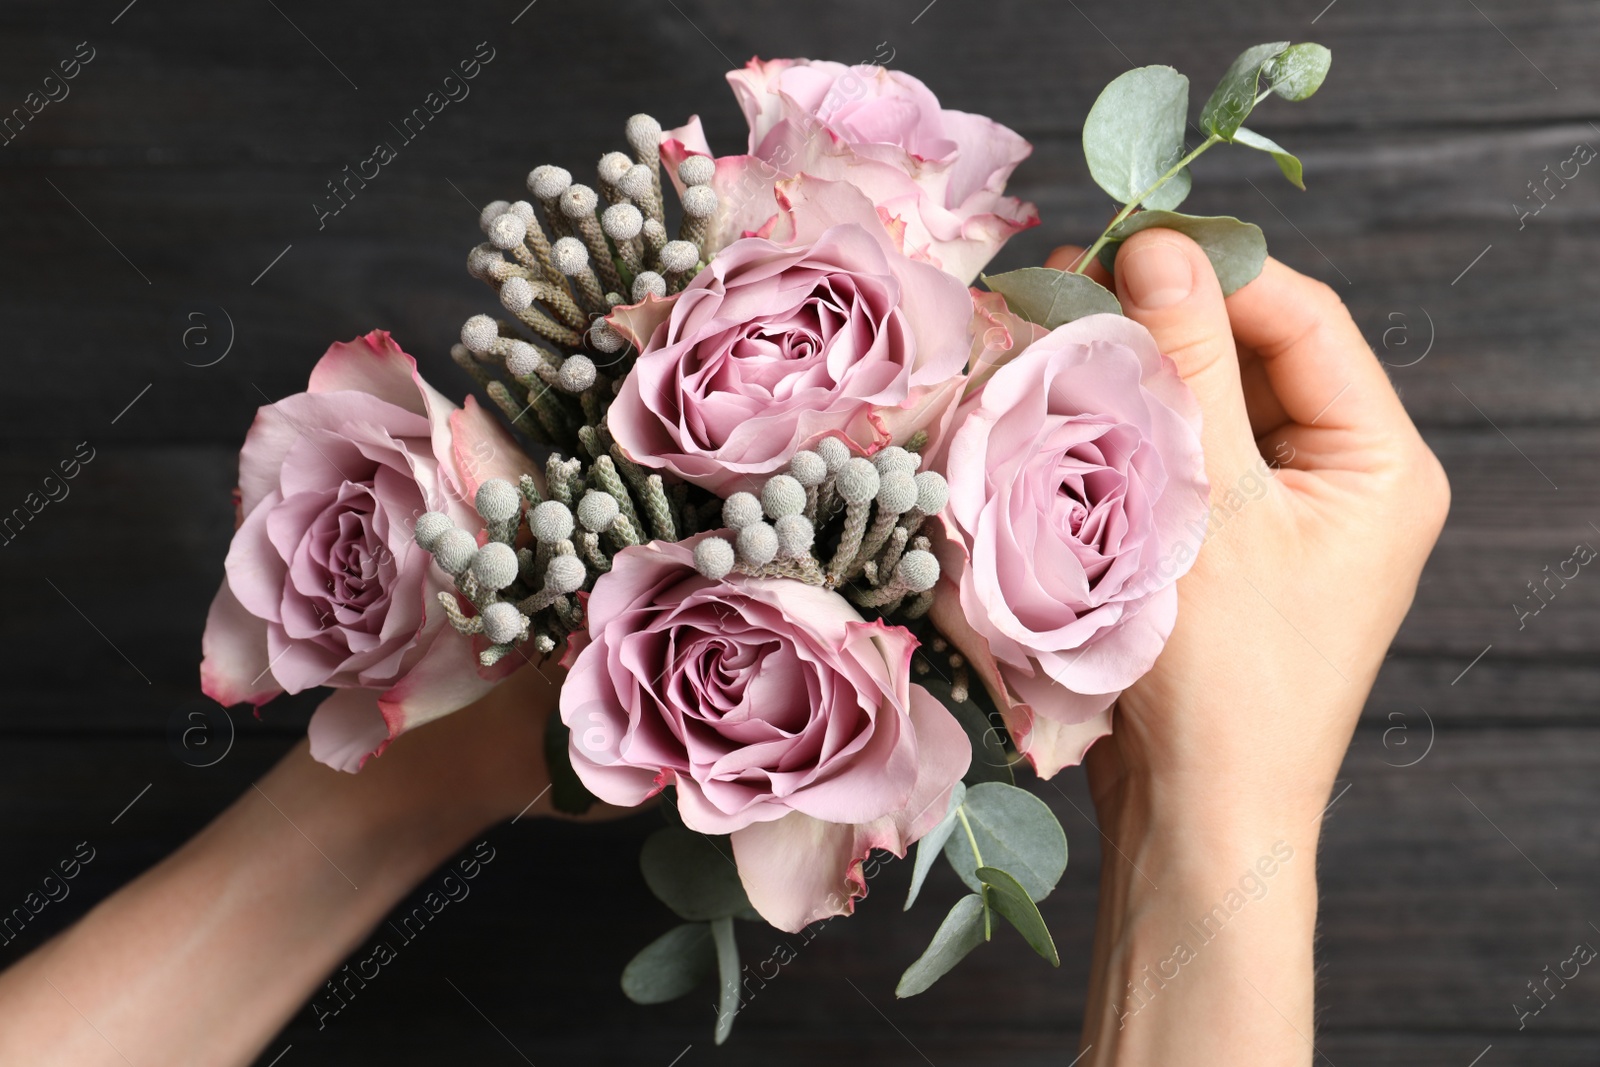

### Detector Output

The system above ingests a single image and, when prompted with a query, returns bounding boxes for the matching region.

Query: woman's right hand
[1048,231,1450,1064]
[1079,231,1451,840]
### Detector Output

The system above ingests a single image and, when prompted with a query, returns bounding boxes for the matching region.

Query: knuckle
[1303,278,1349,321]
[1403,443,1452,533]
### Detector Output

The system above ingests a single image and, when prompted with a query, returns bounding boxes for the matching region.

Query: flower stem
[955,805,992,941]
[1071,133,1223,275]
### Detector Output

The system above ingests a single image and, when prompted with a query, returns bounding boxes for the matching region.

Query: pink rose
[929,314,1209,778]
[662,57,1038,283]
[607,176,971,496]
[560,536,969,932]
[200,331,535,772]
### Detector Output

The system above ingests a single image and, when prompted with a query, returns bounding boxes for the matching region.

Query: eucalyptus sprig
[897,780,1068,997]
[983,41,1331,329]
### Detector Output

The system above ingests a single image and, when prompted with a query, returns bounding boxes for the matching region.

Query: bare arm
[0,666,565,1066]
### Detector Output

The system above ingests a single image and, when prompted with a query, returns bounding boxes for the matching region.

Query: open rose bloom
[663,57,1038,282]
[608,175,971,494]
[200,331,535,772]
[561,537,968,932]
[931,314,1209,778]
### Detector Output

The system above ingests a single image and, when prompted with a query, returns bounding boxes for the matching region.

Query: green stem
[1071,133,1223,275]
[955,806,992,941]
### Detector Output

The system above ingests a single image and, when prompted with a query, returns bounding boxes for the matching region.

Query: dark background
[2,0,1596,1063]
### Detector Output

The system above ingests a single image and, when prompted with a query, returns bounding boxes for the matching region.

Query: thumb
[1112,229,1257,485]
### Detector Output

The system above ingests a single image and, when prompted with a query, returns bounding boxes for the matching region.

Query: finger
[1044,244,1113,289]
[1239,352,1291,439]
[1112,229,1258,483]
[1226,257,1408,435]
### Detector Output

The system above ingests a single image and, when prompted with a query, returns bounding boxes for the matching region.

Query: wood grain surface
[1,0,1594,1063]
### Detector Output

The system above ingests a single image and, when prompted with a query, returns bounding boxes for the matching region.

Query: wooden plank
[0,0,1593,159]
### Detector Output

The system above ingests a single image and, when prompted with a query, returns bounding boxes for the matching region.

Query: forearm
[0,739,498,1067]
[1080,781,1322,1066]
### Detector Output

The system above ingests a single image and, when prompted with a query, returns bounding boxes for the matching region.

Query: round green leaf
[896,894,988,998]
[1096,210,1268,295]
[977,866,1060,967]
[905,782,966,911]
[1142,166,1192,212]
[1082,65,1192,209]
[1201,42,1290,140]
[1231,128,1305,190]
[942,782,1068,902]
[640,827,752,921]
[1268,43,1332,101]
[621,923,716,1004]
[711,915,742,1044]
[982,267,1123,329]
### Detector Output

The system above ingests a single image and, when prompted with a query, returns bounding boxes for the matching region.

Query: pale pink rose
[200,330,536,772]
[607,176,971,497]
[560,536,969,933]
[661,57,1038,283]
[928,314,1208,779]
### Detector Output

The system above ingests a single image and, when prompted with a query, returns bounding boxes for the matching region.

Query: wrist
[1082,802,1320,1065]
[1080,742,1323,1065]
[1087,697,1342,848]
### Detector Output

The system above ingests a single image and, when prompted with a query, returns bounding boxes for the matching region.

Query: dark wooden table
[2,1,1596,1063]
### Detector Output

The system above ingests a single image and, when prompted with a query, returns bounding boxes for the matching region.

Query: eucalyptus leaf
[905,782,967,911]
[1142,166,1192,212]
[896,894,988,998]
[982,267,1123,329]
[1095,210,1267,295]
[977,867,1061,967]
[942,782,1068,902]
[621,923,716,1004]
[640,826,752,921]
[1200,41,1290,140]
[1268,42,1332,101]
[711,915,741,1045]
[543,716,598,815]
[1082,65,1192,209]
[1232,127,1304,190]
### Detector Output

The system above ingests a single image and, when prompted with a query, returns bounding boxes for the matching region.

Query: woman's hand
[1052,231,1449,1064]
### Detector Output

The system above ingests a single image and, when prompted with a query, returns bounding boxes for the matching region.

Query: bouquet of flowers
[201,42,1329,1041]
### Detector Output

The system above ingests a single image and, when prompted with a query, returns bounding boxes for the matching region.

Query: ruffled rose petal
[1014,703,1115,781]
[448,395,544,503]
[729,685,969,931]
[375,626,500,741]
[731,812,860,933]
[199,580,283,707]
[307,688,392,773]
[306,330,427,416]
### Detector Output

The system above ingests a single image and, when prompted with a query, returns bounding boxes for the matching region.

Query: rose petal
[199,579,283,707]
[307,688,392,773]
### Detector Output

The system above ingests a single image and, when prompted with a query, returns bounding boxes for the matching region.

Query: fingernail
[1122,242,1194,310]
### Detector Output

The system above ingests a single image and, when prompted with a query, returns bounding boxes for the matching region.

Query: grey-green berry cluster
[691,440,950,621]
